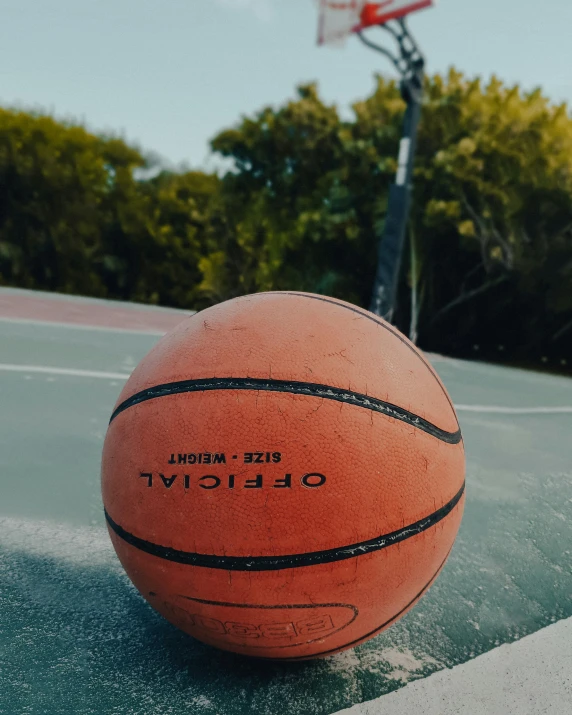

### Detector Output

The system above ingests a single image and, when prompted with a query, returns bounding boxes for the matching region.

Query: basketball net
[317,0,368,46]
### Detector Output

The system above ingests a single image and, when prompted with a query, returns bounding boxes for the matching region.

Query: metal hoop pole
[358,19,426,322]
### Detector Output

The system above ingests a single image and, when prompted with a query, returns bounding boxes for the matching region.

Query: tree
[2,72,571,369]
[210,84,389,305]
[0,109,147,296]
[209,73,572,366]
[408,71,572,360]
[0,109,216,308]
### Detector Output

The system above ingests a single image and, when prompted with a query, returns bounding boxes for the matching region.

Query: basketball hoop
[317,0,433,46]
[316,0,435,321]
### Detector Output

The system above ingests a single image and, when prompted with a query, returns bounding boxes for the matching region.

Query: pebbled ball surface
[101,291,465,659]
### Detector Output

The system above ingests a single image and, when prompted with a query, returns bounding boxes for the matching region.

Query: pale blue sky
[1,0,571,169]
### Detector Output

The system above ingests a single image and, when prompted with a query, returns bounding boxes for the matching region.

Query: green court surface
[1,292,571,714]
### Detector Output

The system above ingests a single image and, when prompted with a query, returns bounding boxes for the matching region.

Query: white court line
[3,516,571,715]
[0,316,167,336]
[2,364,572,413]
[335,616,572,715]
[0,364,131,380]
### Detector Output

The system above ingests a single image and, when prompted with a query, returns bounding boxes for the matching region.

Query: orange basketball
[101,291,465,659]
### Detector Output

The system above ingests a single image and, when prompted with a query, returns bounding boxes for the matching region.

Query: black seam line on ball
[271,546,453,660]
[103,481,464,572]
[109,377,461,444]
[250,291,459,424]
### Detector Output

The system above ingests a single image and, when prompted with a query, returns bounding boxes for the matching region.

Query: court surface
[1,287,571,715]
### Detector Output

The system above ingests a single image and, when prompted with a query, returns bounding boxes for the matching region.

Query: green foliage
[0,109,132,294]
[409,71,572,360]
[1,70,572,369]
[209,73,572,366]
[210,83,401,305]
[0,109,217,307]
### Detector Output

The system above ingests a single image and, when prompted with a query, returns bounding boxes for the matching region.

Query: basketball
[101,291,465,659]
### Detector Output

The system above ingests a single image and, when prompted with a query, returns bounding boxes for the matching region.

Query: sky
[1,0,571,170]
